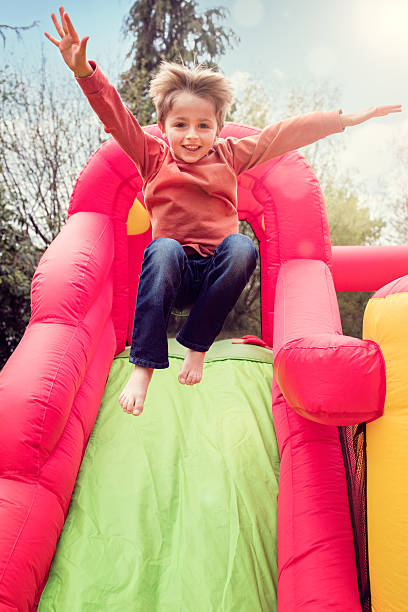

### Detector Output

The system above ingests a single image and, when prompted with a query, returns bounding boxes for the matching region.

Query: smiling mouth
[183,145,201,151]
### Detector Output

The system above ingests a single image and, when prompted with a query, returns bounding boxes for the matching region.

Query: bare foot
[178,349,206,385]
[118,366,154,416]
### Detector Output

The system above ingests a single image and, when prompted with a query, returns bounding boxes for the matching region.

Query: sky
[2,0,408,226]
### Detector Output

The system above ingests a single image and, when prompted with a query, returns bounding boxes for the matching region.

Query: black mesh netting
[338,424,371,612]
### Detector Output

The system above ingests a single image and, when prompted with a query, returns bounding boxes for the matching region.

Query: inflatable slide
[0,123,407,611]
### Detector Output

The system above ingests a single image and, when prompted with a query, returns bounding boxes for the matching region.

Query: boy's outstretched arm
[44,5,93,77]
[44,6,163,181]
[228,104,403,176]
[340,105,402,128]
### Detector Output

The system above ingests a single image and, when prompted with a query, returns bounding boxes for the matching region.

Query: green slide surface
[38,339,279,611]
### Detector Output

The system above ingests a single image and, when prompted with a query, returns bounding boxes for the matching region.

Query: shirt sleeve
[75,60,165,181]
[224,110,345,175]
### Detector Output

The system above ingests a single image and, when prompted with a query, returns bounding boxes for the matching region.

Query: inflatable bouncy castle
[1,123,408,611]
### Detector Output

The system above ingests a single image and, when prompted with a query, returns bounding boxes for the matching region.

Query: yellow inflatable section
[363,288,408,612]
[127,197,150,235]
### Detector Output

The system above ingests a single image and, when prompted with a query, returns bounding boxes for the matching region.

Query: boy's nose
[186,127,199,140]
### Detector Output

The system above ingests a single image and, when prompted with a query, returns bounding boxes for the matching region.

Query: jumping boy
[45,6,401,417]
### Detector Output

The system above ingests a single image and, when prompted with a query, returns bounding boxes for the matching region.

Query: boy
[45,6,401,417]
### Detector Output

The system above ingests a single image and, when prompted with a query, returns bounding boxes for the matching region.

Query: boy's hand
[44,6,93,77]
[340,105,402,128]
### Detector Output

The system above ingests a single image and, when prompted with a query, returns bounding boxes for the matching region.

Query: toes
[121,395,143,416]
[186,370,197,385]
[124,397,134,413]
[132,397,144,415]
[179,369,202,385]
[190,372,202,385]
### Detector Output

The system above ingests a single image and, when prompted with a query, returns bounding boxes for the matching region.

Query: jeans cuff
[176,334,210,353]
[129,355,169,369]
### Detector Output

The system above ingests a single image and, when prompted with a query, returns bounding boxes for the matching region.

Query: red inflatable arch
[2,121,405,609]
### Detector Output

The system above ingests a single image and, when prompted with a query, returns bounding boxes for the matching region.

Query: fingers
[45,6,83,47]
[44,9,66,44]
[44,31,60,47]
[64,11,80,42]
[79,36,90,52]
[51,11,64,38]
[59,6,69,36]
[376,105,402,116]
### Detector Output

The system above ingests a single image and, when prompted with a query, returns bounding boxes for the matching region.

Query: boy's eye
[174,122,185,128]
[199,123,210,129]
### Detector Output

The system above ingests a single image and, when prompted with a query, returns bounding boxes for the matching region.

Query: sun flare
[353,0,408,58]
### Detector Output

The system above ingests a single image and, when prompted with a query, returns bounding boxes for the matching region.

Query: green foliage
[323,181,384,338]
[336,291,374,339]
[118,0,239,125]
[324,180,385,246]
[0,187,42,368]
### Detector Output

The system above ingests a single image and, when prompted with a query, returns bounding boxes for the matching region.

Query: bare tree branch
[0,51,107,248]
[0,22,39,48]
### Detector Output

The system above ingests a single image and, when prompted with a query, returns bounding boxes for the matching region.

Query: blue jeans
[129,234,259,368]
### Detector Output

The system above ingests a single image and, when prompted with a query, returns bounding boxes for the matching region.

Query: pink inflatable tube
[0,122,391,610]
[332,244,408,291]
[272,259,385,425]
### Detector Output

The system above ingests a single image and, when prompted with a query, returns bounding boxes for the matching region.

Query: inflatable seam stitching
[0,483,39,589]
[281,402,297,608]
[37,326,83,476]
[279,344,379,350]
[75,220,112,320]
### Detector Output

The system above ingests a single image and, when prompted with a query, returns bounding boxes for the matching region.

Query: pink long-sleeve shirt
[76,61,345,256]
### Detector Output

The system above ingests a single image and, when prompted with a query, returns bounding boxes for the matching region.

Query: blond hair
[149,61,234,131]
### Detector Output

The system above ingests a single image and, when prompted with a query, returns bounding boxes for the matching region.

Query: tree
[0,185,42,368]
[386,141,408,244]
[0,21,38,48]
[0,51,108,249]
[325,180,385,338]
[390,196,408,243]
[325,180,384,247]
[0,50,108,365]
[118,0,239,125]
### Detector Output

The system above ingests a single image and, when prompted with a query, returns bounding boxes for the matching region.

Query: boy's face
[159,91,220,163]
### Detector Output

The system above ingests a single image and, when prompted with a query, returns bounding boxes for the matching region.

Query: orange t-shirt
[76,61,344,256]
